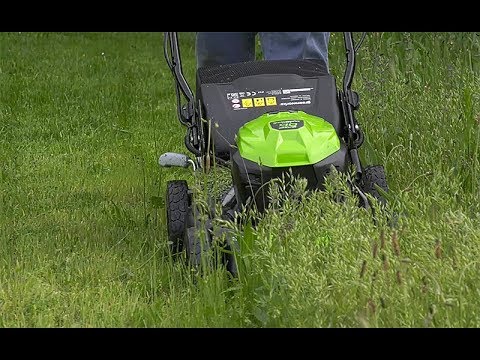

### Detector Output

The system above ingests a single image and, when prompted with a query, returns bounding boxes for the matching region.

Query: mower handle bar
[164,32,195,126]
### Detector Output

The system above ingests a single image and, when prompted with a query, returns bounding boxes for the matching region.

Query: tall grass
[0,32,479,327]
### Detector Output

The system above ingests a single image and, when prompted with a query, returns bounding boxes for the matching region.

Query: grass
[0,32,479,327]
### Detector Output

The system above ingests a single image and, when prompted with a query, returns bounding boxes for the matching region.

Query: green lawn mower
[160,32,388,275]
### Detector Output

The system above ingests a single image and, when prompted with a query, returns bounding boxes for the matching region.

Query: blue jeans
[196,32,330,71]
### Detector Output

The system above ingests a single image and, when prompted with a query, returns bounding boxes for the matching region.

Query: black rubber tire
[222,234,239,277]
[360,165,388,204]
[184,221,238,276]
[184,226,212,268]
[183,207,213,269]
[166,180,189,254]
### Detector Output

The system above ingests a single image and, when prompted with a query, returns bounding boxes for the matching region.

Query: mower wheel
[184,218,238,276]
[166,180,189,253]
[183,208,213,269]
[360,165,388,204]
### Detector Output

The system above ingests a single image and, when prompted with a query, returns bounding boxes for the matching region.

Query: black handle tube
[165,32,195,104]
[343,32,355,94]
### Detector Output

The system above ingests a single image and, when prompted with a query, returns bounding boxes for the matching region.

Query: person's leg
[195,32,257,68]
[259,32,330,71]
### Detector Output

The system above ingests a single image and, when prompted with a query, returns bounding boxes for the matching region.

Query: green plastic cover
[236,110,340,167]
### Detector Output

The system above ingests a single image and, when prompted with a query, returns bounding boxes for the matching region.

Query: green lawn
[0,32,479,327]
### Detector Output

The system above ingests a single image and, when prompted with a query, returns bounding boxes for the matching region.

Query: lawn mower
[160,32,388,275]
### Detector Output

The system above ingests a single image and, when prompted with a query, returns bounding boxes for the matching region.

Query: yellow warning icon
[266,96,277,106]
[254,97,265,107]
[242,98,253,108]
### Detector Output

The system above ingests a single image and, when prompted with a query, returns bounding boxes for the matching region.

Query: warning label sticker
[228,87,314,110]
[280,94,312,106]
[254,97,265,107]
[266,96,277,106]
[267,89,282,95]
[241,98,253,108]
[282,87,313,94]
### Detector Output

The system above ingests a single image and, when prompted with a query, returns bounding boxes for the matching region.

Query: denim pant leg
[259,32,330,70]
[195,32,257,68]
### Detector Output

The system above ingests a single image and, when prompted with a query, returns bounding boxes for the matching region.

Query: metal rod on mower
[342,32,364,181]
[164,32,195,125]
[343,32,356,93]
[164,32,202,158]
